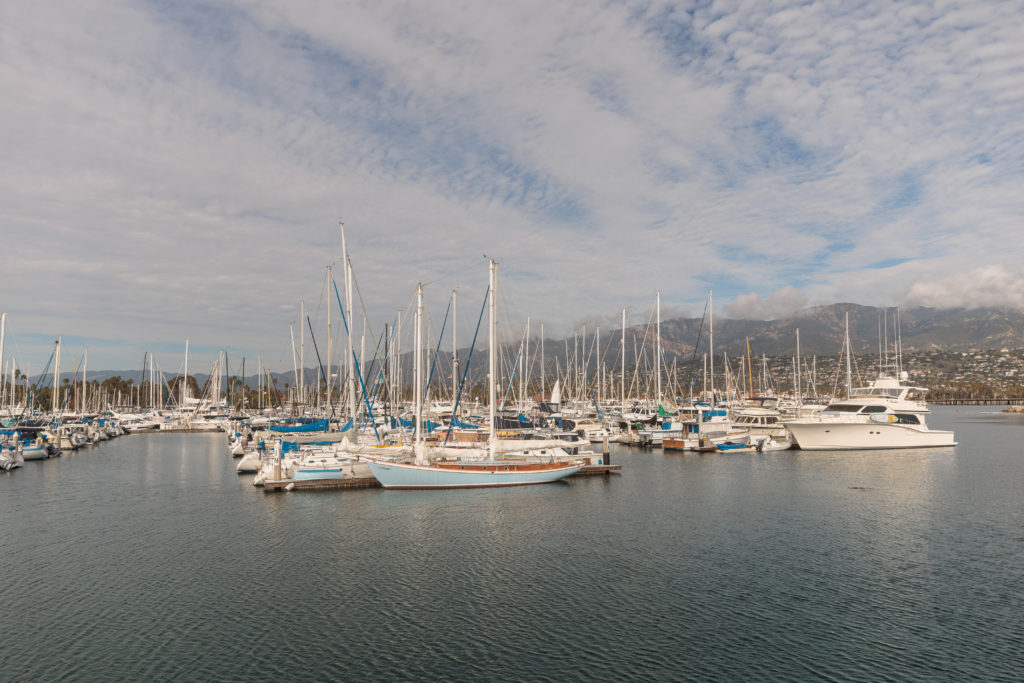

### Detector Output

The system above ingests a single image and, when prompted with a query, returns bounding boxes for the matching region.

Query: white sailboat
[367,261,583,489]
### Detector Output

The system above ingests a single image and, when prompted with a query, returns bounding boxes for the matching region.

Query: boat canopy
[267,418,329,433]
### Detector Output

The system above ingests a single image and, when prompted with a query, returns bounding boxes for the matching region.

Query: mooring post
[274,441,282,481]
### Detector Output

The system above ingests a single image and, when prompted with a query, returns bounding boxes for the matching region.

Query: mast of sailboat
[877,314,882,377]
[182,339,188,410]
[299,300,305,406]
[83,347,88,412]
[341,222,356,427]
[452,290,458,418]
[488,258,497,459]
[762,354,767,394]
[395,310,402,410]
[656,291,661,408]
[702,353,707,399]
[845,311,853,397]
[525,317,530,411]
[796,328,801,406]
[519,319,527,413]
[621,308,626,415]
[360,317,367,410]
[289,324,298,408]
[884,310,889,374]
[53,337,61,415]
[0,313,5,409]
[709,289,715,402]
[745,337,753,399]
[326,264,332,413]
[414,283,424,464]
[539,323,545,399]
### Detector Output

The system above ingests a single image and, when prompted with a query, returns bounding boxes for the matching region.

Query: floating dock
[263,476,380,491]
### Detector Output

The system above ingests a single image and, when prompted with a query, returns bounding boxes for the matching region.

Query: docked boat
[292,449,373,482]
[367,458,582,489]
[367,264,583,490]
[784,372,956,450]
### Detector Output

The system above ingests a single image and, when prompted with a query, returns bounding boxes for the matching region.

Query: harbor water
[2,406,1021,681]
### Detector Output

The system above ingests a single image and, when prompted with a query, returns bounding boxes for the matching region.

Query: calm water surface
[2,406,1022,681]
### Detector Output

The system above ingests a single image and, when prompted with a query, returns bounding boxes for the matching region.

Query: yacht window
[766,417,777,424]
[823,405,861,413]
[894,414,920,425]
[860,406,888,414]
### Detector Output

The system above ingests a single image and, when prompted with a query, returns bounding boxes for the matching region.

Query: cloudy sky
[2,0,1023,371]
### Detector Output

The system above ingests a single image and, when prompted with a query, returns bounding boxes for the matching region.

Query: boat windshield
[747,397,779,409]
[851,387,903,399]
[823,405,861,413]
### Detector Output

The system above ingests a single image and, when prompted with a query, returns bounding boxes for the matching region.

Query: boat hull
[367,460,582,489]
[21,446,50,460]
[293,468,347,481]
[785,422,957,450]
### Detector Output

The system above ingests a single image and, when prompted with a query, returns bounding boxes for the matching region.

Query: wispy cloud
[1,0,1023,368]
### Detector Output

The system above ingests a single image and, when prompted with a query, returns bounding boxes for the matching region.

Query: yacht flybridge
[783,372,956,450]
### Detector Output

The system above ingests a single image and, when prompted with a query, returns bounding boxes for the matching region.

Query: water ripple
[1,413,1022,681]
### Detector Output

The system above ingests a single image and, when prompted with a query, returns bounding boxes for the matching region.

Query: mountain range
[28,305,1024,386]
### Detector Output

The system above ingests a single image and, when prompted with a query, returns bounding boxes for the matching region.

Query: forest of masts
[2,315,884,418]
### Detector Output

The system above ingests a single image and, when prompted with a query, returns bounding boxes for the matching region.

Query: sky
[2,0,1023,372]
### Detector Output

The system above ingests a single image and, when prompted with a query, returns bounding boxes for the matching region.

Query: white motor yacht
[784,373,955,450]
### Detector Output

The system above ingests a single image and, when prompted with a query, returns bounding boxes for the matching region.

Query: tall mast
[299,300,305,405]
[845,311,853,397]
[341,221,356,425]
[762,354,767,394]
[709,289,714,401]
[53,337,61,415]
[596,326,600,403]
[360,317,367,409]
[525,317,530,410]
[884,310,889,373]
[656,291,661,407]
[795,328,801,405]
[540,323,545,398]
[488,259,497,458]
[414,283,423,463]
[897,307,903,377]
[182,339,188,409]
[326,264,332,411]
[452,290,458,415]
[83,347,88,412]
[0,313,5,407]
[289,324,298,407]
[395,311,402,407]
[745,337,753,398]
[621,308,626,415]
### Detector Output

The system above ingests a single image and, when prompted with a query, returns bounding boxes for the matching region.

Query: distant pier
[929,398,1024,405]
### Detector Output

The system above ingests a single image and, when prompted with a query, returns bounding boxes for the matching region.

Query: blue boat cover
[282,440,338,455]
[267,418,329,433]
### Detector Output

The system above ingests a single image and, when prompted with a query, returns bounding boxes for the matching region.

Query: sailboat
[367,261,583,489]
